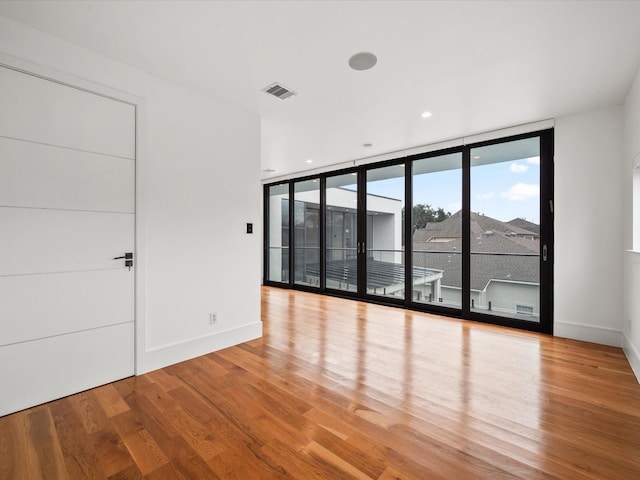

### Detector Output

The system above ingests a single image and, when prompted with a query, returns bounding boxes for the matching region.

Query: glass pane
[366,164,405,299]
[326,173,358,292]
[470,137,540,322]
[411,153,462,307]
[267,183,289,283]
[294,178,320,287]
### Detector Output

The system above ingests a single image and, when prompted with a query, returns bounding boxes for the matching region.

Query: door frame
[0,53,146,373]
[263,127,553,334]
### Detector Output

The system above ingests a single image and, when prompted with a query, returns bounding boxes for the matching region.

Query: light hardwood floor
[2,286,640,479]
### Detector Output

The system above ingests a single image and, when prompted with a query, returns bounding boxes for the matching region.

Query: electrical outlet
[209,312,217,325]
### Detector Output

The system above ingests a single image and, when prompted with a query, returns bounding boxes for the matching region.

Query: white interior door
[0,65,135,416]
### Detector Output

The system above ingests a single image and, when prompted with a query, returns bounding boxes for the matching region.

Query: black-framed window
[263,129,553,334]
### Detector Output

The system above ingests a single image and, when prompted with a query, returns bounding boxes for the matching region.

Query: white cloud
[526,156,540,165]
[475,192,495,200]
[510,163,529,173]
[502,183,539,201]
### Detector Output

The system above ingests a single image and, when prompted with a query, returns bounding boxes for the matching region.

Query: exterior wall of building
[482,281,540,318]
[438,281,539,317]
[367,194,403,258]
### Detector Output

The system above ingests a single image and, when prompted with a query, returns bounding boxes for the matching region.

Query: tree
[401,204,452,245]
[411,204,451,229]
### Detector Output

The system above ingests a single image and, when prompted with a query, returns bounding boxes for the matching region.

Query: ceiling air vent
[262,82,296,100]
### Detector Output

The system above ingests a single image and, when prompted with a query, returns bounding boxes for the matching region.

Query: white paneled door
[0,65,135,416]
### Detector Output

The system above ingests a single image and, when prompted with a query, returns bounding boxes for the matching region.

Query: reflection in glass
[325,173,358,292]
[366,165,405,299]
[411,153,462,307]
[267,183,289,283]
[470,137,540,322]
[294,179,320,287]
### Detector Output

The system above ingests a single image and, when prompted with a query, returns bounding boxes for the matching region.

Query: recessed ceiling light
[473,155,480,159]
[363,143,372,148]
[349,52,377,71]
[421,111,433,118]
[306,159,313,164]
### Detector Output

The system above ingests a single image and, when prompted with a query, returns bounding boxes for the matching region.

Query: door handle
[114,252,134,270]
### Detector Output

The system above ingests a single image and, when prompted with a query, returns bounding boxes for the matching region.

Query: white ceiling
[1,1,639,180]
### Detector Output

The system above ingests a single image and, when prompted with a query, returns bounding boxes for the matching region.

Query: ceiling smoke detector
[262,82,296,100]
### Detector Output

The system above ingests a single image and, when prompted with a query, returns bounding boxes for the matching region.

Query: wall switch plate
[246,223,253,234]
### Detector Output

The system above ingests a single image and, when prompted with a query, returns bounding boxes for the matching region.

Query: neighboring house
[506,217,541,236]
[413,211,540,318]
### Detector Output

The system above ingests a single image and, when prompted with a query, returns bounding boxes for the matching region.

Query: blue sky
[366,156,540,224]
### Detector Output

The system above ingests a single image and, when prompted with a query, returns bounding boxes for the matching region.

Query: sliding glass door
[325,173,358,293]
[469,137,541,322]
[293,178,320,288]
[264,129,553,333]
[411,152,463,308]
[365,164,406,300]
[265,183,289,284]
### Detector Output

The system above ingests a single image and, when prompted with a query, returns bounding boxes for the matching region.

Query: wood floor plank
[377,465,428,480]
[106,464,144,480]
[207,443,290,480]
[309,426,386,479]
[49,399,108,480]
[158,436,223,480]
[68,391,109,435]
[162,403,227,462]
[0,412,39,480]
[91,425,136,478]
[260,438,368,480]
[2,286,640,479]
[91,384,131,418]
[110,411,170,475]
[26,408,70,480]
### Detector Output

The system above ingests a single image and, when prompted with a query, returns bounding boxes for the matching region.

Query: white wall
[624,67,640,380]
[0,16,262,374]
[554,107,624,346]
[367,194,403,253]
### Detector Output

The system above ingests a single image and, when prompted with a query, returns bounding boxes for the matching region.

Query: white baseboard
[143,322,262,373]
[623,334,640,384]
[554,321,623,347]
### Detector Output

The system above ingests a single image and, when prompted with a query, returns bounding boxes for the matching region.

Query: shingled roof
[418,211,539,242]
[413,212,540,290]
[507,217,540,235]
